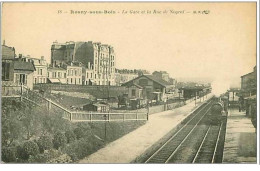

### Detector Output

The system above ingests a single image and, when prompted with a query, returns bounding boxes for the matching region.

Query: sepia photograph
[0,1,258,165]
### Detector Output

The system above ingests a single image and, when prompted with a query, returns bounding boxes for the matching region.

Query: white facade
[23,56,48,84]
[47,67,67,84]
[66,65,83,85]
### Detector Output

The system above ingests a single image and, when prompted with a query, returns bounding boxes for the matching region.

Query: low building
[65,62,83,85]
[2,44,35,89]
[122,75,174,102]
[241,66,257,97]
[82,62,95,85]
[22,55,48,84]
[83,102,110,112]
[124,82,144,99]
[178,86,211,100]
[13,58,35,89]
[2,44,15,84]
[47,67,67,84]
[240,66,257,117]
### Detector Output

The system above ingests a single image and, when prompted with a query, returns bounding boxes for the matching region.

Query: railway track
[192,122,223,163]
[143,98,226,164]
[145,100,213,163]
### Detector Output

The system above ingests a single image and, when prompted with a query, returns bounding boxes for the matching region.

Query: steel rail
[165,106,212,163]
[192,125,211,163]
[211,122,223,163]
[144,100,212,163]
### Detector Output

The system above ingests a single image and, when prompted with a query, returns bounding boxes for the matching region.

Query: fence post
[20,85,23,101]
[123,113,125,121]
[21,85,23,96]
[136,112,138,120]
[70,112,73,121]
[147,112,149,121]
[47,100,52,111]
[90,112,92,122]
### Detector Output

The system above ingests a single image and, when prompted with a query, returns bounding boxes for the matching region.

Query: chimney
[41,56,44,60]
[3,40,5,46]
[19,54,22,59]
[88,62,90,69]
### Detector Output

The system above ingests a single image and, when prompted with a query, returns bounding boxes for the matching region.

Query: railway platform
[222,108,257,163]
[79,94,213,163]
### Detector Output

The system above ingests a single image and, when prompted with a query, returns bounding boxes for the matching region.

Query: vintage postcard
[0,1,258,164]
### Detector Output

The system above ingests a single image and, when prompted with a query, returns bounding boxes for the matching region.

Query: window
[71,78,73,83]
[40,69,43,75]
[43,78,45,83]
[16,74,27,85]
[95,74,96,79]
[47,72,49,77]
[87,73,89,78]
[34,78,37,84]
[67,79,69,84]
[58,72,61,78]
[75,70,77,76]
[79,78,80,84]
[64,73,66,78]
[91,73,93,78]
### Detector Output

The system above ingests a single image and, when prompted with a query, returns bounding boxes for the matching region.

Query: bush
[21,141,40,160]
[62,136,102,162]
[37,135,53,153]
[65,130,76,143]
[28,149,70,163]
[73,127,85,139]
[1,147,17,163]
[28,153,49,163]
[48,154,72,163]
[53,132,67,149]
[73,123,92,139]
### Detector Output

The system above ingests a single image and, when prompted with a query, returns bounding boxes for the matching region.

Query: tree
[73,127,85,139]
[21,141,40,160]
[1,147,17,163]
[65,130,76,143]
[37,135,53,153]
[53,131,67,149]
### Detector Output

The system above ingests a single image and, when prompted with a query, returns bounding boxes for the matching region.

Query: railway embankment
[78,94,213,163]
[222,108,256,163]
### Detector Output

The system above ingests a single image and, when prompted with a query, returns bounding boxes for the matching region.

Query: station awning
[244,95,256,100]
[48,78,61,83]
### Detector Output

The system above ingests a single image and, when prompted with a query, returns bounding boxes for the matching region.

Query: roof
[144,75,173,87]
[125,82,143,89]
[241,71,254,78]
[48,67,66,71]
[84,103,109,107]
[122,75,173,88]
[178,86,206,91]
[13,61,35,71]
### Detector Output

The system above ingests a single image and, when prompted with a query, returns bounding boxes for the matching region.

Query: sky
[1,2,257,91]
